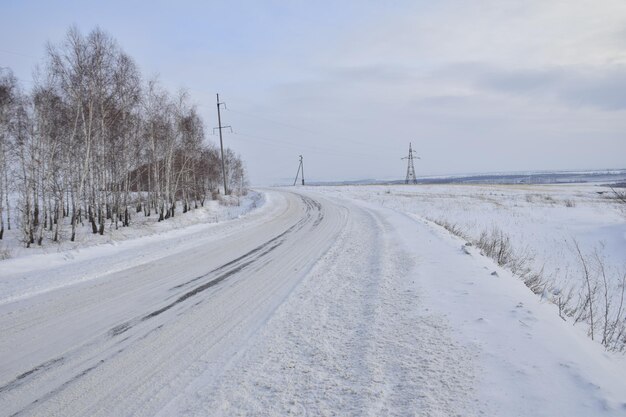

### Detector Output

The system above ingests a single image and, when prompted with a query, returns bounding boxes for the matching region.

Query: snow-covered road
[1,188,625,417]
[0,191,344,416]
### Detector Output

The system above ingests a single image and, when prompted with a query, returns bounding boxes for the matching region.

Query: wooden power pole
[293,155,305,186]
[216,93,230,195]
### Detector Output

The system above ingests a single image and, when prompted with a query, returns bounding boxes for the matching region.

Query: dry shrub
[428,218,626,351]
[429,218,468,241]
[475,227,545,294]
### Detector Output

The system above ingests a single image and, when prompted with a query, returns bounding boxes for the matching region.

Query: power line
[0,48,39,60]
[178,92,367,147]
[229,130,381,159]
[226,107,319,136]
[224,105,390,152]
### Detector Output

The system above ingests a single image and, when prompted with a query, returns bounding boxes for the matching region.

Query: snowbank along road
[1,188,626,416]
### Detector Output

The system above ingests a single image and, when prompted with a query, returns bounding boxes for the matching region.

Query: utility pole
[215,93,231,195]
[402,142,420,184]
[293,155,305,186]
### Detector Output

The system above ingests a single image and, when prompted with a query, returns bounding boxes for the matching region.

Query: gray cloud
[433,63,626,111]
[559,69,626,110]
[326,65,416,84]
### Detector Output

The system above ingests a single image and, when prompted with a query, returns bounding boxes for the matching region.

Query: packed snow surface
[1,185,625,416]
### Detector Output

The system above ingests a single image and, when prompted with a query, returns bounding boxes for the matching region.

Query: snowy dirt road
[1,188,625,417]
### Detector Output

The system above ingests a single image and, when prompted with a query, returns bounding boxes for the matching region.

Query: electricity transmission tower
[402,142,420,184]
[214,93,232,195]
[293,155,305,186]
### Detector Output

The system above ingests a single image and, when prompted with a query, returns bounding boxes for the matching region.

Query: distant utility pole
[402,142,420,184]
[293,155,305,186]
[215,93,231,195]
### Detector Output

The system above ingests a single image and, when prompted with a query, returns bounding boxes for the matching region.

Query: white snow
[314,183,626,295]
[1,184,626,416]
[0,191,265,304]
[161,192,481,416]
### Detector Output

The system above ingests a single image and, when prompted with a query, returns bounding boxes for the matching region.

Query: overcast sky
[1,0,625,185]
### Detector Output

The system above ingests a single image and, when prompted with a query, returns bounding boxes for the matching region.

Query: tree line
[0,27,246,247]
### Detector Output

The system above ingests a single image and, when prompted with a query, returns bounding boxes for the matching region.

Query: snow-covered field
[1,185,626,416]
[315,183,626,284]
[316,183,626,347]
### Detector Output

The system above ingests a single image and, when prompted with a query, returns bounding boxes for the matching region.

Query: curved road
[3,188,622,416]
[0,191,346,417]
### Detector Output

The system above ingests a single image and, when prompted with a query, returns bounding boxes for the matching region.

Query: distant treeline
[0,27,246,246]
